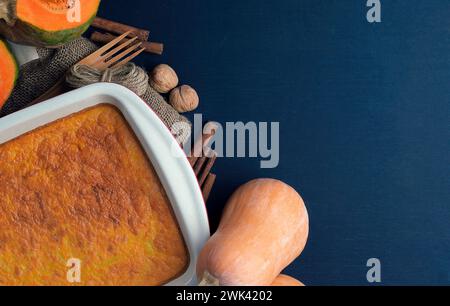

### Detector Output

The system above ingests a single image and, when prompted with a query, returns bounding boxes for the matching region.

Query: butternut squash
[197,179,309,286]
[271,274,305,286]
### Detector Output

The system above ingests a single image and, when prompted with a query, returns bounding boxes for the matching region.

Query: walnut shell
[169,85,199,113]
[150,64,179,93]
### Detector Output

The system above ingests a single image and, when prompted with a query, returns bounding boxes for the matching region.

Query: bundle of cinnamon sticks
[90,17,164,55]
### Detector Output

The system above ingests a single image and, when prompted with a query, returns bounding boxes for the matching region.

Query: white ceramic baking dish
[0,83,210,286]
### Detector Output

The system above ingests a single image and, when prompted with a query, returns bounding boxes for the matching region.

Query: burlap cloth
[0,37,190,143]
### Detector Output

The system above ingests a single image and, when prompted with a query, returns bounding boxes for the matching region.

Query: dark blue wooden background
[98,0,450,285]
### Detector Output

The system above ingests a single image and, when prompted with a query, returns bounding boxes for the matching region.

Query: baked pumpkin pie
[0,104,188,286]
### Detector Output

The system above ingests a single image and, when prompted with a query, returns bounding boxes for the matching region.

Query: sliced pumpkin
[0,39,18,109]
[0,0,101,47]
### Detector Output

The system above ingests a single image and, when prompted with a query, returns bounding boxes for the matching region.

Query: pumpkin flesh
[0,39,17,108]
[16,0,100,32]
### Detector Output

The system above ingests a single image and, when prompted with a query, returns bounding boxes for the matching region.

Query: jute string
[66,63,149,97]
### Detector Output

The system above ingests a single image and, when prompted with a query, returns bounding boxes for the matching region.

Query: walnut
[169,85,199,113]
[149,64,179,93]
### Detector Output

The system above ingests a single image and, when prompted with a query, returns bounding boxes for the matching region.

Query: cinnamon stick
[198,154,217,186]
[90,32,164,55]
[91,17,150,41]
[194,157,208,176]
[188,123,219,166]
[202,174,216,202]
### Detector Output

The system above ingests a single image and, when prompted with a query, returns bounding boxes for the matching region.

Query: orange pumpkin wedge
[0,0,101,47]
[271,274,305,286]
[0,38,18,109]
[197,179,310,286]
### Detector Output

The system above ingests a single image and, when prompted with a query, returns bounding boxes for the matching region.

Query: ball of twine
[66,63,149,97]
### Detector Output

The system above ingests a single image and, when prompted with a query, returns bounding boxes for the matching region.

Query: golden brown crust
[0,104,188,286]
